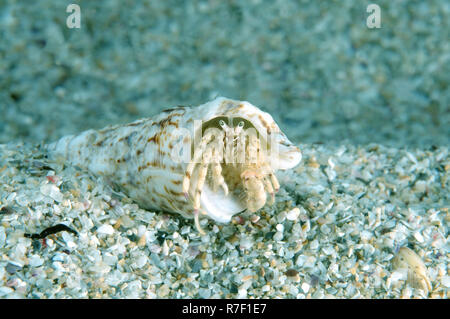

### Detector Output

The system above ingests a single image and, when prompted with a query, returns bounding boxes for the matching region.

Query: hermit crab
[47,97,301,233]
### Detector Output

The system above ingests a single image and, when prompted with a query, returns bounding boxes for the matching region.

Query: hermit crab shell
[46,97,301,224]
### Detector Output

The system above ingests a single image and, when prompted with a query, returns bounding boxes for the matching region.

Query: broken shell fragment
[392,247,432,295]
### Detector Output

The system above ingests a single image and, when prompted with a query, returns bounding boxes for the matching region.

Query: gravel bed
[0,142,448,298]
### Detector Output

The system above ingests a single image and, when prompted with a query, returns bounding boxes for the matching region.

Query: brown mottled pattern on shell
[48,106,198,219]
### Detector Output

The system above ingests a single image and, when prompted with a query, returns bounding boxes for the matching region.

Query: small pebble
[0,287,14,297]
[40,184,64,202]
[285,269,298,277]
[441,276,450,288]
[413,232,424,243]
[6,262,22,275]
[286,208,300,221]
[138,234,146,246]
[0,206,15,215]
[273,232,283,241]
[97,224,114,235]
[301,282,310,293]
[250,215,260,223]
[29,255,44,267]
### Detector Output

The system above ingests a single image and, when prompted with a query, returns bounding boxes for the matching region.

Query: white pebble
[310,239,319,250]
[45,238,54,248]
[322,245,335,255]
[103,253,118,266]
[360,230,373,241]
[40,184,64,202]
[328,157,335,169]
[414,180,427,193]
[304,256,316,268]
[135,255,148,268]
[198,288,211,299]
[240,237,254,250]
[0,287,13,297]
[28,255,44,267]
[137,225,147,237]
[162,240,169,256]
[97,224,114,235]
[237,287,247,298]
[273,231,283,241]
[295,255,307,267]
[301,282,310,293]
[250,215,260,223]
[390,270,408,283]
[441,275,450,288]
[263,251,272,258]
[320,224,331,234]
[289,285,299,295]
[286,208,300,221]
[0,227,5,248]
[413,231,424,243]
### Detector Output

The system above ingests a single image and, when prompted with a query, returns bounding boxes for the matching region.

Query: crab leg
[211,145,229,195]
[263,176,275,205]
[193,147,212,210]
[241,170,266,212]
[269,172,280,192]
[182,129,216,198]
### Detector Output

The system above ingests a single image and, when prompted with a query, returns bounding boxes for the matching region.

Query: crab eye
[238,121,244,128]
[219,120,226,127]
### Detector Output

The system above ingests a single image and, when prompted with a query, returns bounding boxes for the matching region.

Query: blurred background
[0,0,448,147]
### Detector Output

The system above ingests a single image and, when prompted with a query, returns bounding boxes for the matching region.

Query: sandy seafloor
[0,1,449,298]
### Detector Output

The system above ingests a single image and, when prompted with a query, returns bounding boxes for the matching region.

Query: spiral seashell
[392,247,432,295]
[46,97,301,233]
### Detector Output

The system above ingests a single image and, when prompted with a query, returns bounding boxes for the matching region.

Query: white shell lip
[196,97,302,222]
[201,184,246,223]
[271,143,302,170]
